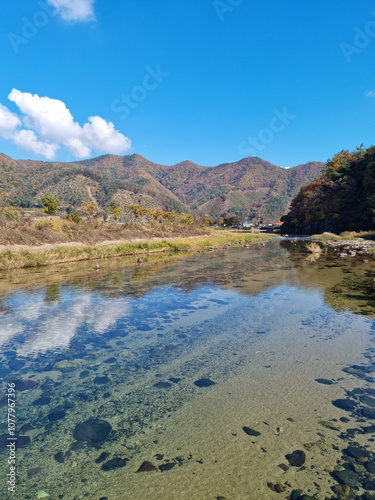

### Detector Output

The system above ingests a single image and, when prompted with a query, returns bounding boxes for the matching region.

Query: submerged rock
[94,376,110,385]
[27,467,43,478]
[101,457,128,471]
[340,417,350,423]
[136,461,158,472]
[73,418,112,444]
[242,426,261,437]
[285,450,306,467]
[278,463,289,471]
[14,379,39,391]
[95,452,110,464]
[352,463,366,473]
[32,397,52,406]
[70,441,85,451]
[153,381,172,389]
[194,378,216,388]
[332,399,357,411]
[315,378,335,385]
[342,366,367,378]
[0,435,30,448]
[47,410,66,422]
[20,423,34,433]
[344,446,371,460]
[360,395,375,407]
[333,468,360,487]
[360,407,375,419]
[362,479,375,490]
[159,462,176,472]
[54,452,65,464]
[104,357,116,364]
[289,491,303,500]
[274,483,285,493]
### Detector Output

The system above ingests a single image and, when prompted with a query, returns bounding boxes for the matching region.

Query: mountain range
[0,152,324,221]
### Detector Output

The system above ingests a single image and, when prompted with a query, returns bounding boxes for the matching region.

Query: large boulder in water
[73,419,112,444]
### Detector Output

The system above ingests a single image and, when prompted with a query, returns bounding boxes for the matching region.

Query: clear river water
[0,239,375,499]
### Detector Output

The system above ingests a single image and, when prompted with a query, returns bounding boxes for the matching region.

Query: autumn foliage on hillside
[0,152,323,221]
[281,145,375,234]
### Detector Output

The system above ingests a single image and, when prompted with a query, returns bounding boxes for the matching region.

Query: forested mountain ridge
[281,146,375,234]
[0,152,324,221]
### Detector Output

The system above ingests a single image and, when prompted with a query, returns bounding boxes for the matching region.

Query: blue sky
[1,0,375,167]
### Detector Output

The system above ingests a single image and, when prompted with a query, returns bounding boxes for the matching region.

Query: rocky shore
[311,238,375,258]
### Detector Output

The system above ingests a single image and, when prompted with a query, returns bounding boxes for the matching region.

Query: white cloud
[366,90,375,97]
[0,89,131,159]
[12,129,60,160]
[64,137,91,157]
[46,0,95,22]
[0,104,21,139]
[9,88,79,143]
[82,116,131,154]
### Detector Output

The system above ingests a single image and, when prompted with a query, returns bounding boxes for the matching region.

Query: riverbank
[0,231,276,270]
[310,231,375,257]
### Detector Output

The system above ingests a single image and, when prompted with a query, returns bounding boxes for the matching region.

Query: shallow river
[0,240,375,499]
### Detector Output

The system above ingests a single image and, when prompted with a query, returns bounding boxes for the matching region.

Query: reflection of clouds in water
[88,299,130,334]
[0,292,131,356]
[0,293,46,347]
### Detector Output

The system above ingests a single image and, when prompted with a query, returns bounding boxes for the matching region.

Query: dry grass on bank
[0,216,276,270]
[312,231,375,242]
[0,215,209,246]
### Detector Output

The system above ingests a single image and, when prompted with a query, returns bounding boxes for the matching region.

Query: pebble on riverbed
[285,450,306,467]
[159,462,177,472]
[27,467,43,478]
[154,381,172,389]
[101,457,128,471]
[95,452,110,464]
[54,451,65,463]
[315,378,336,385]
[194,378,216,387]
[242,426,261,437]
[136,461,158,472]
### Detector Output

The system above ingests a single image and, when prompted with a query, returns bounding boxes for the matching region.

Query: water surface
[0,240,374,499]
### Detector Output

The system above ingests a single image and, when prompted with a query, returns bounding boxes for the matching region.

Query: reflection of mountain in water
[0,240,374,356]
[280,240,375,318]
[0,242,294,356]
[0,242,295,299]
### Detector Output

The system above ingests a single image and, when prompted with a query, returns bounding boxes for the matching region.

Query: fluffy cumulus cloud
[46,0,95,22]
[0,103,21,139]
[12,129,60,159]
[0,89,131,159]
